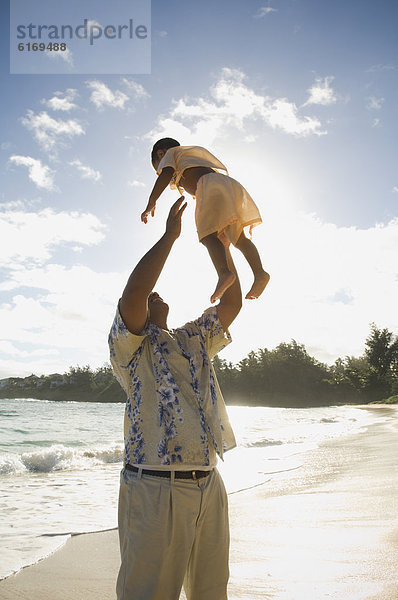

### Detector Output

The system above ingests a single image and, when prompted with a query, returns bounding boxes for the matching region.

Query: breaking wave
[246,438,285,448]
[0,444,123,475]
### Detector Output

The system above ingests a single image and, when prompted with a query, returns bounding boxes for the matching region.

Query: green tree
[262,340,330,404]
[365,324,398,376]
[212,356,240,399]
[361,324,398,401]
[67,365,93,390]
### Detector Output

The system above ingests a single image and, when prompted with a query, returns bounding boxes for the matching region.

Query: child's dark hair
[151,138,180,165]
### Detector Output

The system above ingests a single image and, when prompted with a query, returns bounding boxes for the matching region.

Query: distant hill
[0,367,125,403]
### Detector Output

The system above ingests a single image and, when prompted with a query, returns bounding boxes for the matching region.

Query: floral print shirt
[109,306,236,469]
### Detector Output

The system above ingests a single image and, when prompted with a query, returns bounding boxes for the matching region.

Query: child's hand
[141,201,156,224]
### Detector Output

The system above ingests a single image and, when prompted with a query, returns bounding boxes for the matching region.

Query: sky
[0,0,397,379]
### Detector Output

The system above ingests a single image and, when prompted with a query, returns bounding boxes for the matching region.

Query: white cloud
[121,78,150,99]
[366,64,395,73]
[0,208,105,268]
[45,47,74,67]
[0,265,124,377]
[304,76,337,106]
[255,6,278,18]
[0,173,109,372]
[366,96,384,110]
[392,186,398,193]
[244,135,257,143]
[0,340,58,359]
[0,200,27,210]
[147,117,192,143]
[148,68,325,143]
[86,80,129,110]
[69,159,102,182]
[265,98,324,135]
[87,19,102,29]
[9,155,56,190]
[21,110,84,153]
[42,89,78,112]
[127,180,146,188]
[372,118,381,128]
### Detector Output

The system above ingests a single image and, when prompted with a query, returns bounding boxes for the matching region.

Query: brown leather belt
[125,463,211,480]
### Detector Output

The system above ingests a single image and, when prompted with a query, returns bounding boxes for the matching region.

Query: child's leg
[201,233,236,303]
[234,232,270,299]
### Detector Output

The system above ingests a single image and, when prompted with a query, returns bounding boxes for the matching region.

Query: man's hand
[165,197,187,240]
[141,200,156,224]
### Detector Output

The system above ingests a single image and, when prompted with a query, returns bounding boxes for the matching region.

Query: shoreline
[0,527,119,583]
[0,529,121,600]
[1,407,397,599]
[2,392,397,408]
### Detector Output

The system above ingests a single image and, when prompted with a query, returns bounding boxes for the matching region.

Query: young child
[141,138,270,303]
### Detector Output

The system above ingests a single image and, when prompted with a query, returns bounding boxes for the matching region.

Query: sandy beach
[1,405,397,600]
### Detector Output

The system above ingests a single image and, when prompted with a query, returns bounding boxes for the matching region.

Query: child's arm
[141,167,175,224]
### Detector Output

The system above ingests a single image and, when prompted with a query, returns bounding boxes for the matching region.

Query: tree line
[1,324,397,407]
[213,324,398,406]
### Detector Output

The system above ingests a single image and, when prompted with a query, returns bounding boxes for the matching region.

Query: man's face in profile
[148,292,169,326]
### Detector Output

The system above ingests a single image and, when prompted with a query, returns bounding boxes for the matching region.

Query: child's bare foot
[211,271,236,303]
[245,271,270,299]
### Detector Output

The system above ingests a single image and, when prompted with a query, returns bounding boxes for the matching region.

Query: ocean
[0,397,390,581]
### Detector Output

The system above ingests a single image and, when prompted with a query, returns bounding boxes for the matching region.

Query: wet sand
[1,405,397,600]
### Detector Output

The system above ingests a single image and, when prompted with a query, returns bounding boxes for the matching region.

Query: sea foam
[0,443,123,475]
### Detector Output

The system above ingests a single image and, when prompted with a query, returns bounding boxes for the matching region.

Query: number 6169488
[18,42,67,51]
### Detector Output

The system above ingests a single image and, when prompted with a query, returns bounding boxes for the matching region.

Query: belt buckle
[192,470,197,480]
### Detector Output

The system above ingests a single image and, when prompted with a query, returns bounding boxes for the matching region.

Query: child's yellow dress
[157,146,262,245]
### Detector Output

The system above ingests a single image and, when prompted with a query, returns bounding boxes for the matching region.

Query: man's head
[151,138,180,171]
[148,291,169,329]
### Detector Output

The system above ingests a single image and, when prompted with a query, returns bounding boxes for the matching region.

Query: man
[109,198,242,600]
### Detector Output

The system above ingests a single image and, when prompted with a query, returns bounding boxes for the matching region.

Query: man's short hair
[151,138,180,164]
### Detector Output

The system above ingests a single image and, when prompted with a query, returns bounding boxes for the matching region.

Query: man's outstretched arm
[120,197,186,334]
[216,236,242,331]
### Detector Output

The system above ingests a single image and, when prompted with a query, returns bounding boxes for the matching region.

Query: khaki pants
[116,468,230,600]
